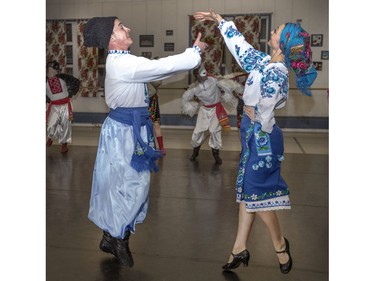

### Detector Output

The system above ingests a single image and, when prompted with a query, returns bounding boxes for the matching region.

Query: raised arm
[114,32,208,83]
[194,9,268,73]
[194,9,223,24]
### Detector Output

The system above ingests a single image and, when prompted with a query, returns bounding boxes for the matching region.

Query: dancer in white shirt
[182,66,231,165]
[83,16,207,267]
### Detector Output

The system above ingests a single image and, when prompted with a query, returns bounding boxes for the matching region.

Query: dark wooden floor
[46,132,328,281]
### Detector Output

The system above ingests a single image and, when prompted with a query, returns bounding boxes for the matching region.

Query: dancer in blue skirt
[194,10,317,274]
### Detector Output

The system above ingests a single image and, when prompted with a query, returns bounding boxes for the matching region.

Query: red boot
[60,143,68,153]
[157,136,166,155]
[46,138,53,147]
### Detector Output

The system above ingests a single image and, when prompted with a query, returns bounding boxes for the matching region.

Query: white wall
[47,0,329,117]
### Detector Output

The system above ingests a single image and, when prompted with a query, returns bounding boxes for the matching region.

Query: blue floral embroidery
[236,47,268,73]
[134,142,146,156]
[251,156,276,171]
[260,66,288,99]
[244,199,290,210]
[224,25,241,38]
[242,189,289,202]
[133,127,156,156]
[236,120,255,191]
[254,125,272,156]
[257,135,268,146]
[246,76,254,86]
[218,20,225,30]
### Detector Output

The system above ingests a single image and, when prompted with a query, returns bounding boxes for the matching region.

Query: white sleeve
[181,84,200,117]
[218,20,270,73]
[117,47,202,83]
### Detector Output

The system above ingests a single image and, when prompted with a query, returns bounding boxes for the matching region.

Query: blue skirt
[88,117,152,239]
[236,115,290,212]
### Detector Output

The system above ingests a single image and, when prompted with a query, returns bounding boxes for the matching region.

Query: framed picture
[139,35,154,47]
[311,34,323,47]
[313,61,323,71]
[321,50,329,60]
[164,43,175,52]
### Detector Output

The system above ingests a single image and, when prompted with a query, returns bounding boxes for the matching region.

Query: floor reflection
[222,270,241,281]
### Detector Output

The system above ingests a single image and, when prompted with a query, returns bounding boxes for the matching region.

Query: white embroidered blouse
[219,20,289,133]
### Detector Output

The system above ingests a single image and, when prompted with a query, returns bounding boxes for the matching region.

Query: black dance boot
[190,146,201,161]
[212,148,222,165]
[114,230,134,267]
[99,231,116,255]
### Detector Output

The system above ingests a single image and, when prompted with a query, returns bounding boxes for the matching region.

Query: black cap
[47,60,61,71]
[83,17,117,49]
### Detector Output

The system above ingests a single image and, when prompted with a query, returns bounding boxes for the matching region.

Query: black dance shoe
[222,249,250,270]
[99,230,134,267]
[114,230,134,268]
[190,146,201,161]
[276,237,293,274]
[212,148,222,165]
[99,231,116,255]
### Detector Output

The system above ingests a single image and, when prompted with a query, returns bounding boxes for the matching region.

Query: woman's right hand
[194,9,223,24]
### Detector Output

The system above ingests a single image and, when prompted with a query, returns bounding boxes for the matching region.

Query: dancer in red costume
[46,60,80,153]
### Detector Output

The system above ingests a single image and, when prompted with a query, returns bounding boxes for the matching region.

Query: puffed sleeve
[218,20,269,73]
[181,83,200,117]
[255,66,289,133]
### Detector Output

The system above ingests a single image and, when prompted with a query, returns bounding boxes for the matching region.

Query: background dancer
[46,60,80,153]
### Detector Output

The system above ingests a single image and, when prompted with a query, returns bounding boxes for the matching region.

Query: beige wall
[47,0,329,117]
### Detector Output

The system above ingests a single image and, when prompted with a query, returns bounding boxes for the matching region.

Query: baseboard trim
[72,113,328,130]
